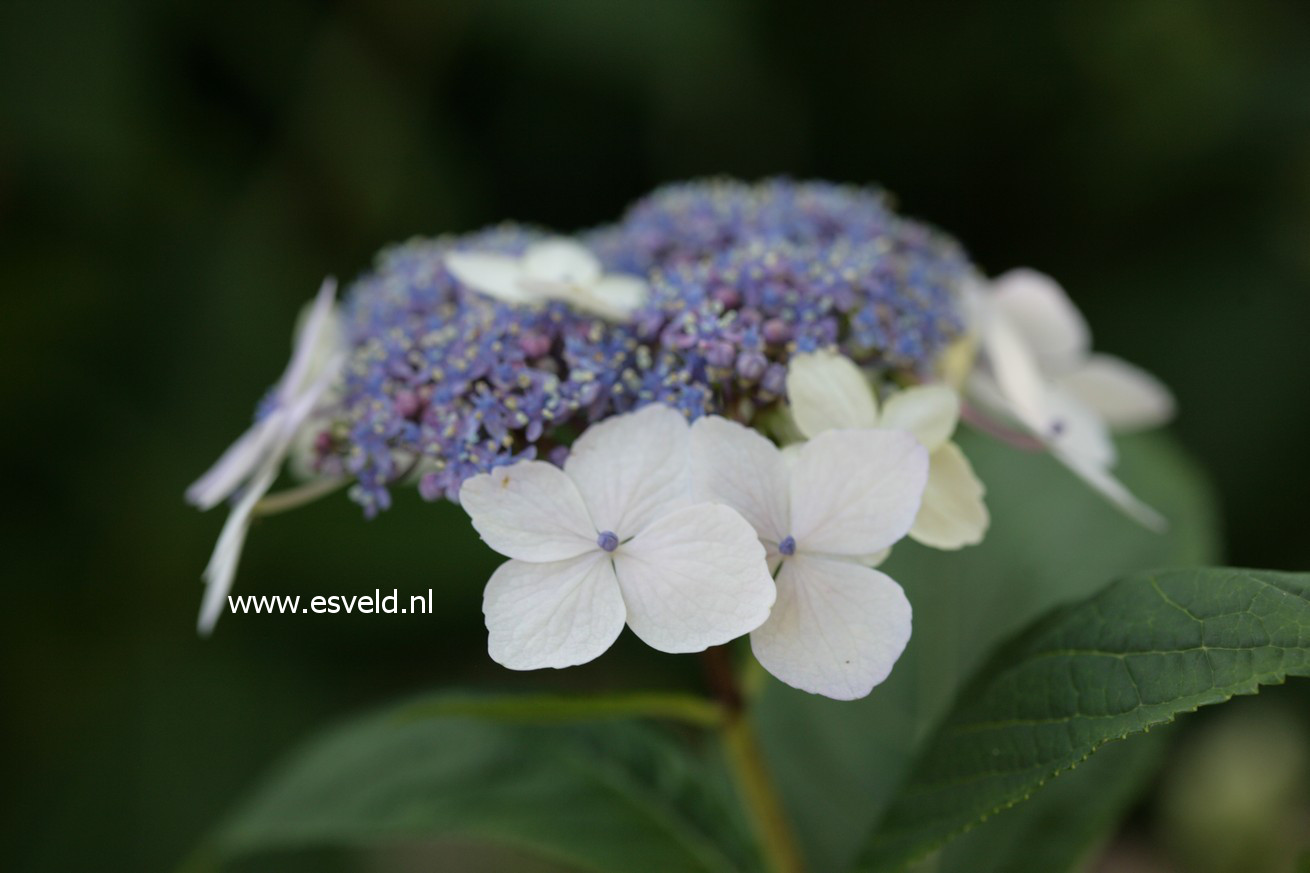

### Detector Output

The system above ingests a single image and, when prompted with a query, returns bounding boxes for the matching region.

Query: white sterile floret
[187,279,345,635]
[445,237,648,321]
[459,404,775,670]
[967,268,1176,529]
[786,351,988,550]
[689,416,928,700]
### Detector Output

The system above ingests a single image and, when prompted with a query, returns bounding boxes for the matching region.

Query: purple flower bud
[736,351,768,381]
[518,331,552,358]
[704,340,736,368]
[394,390,421,419]
[762,318,791,344]
[761,363,786,395]
[711,286,740,308]
[418,471,445,502]
[660,322,697,350]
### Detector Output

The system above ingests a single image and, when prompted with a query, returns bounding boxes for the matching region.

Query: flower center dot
[778,535,797,556]
[597,530,619,552]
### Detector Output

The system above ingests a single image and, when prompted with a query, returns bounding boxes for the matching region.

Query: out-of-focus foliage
[1159,695,1310,873]
[209,698,757,873]
[931,731,1169,873]
[1,1,1308,871]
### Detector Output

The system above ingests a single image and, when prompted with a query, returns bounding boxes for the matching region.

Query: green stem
[722,711,807,873]
[253,476,348,516]
[701,647,807,873]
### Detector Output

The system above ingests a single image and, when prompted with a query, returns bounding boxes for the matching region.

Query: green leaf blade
[205,698,756,873]
[859,568,1310,872]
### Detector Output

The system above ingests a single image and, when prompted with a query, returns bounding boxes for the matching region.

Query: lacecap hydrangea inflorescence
[190,175,1177,691]
[318,178,975,516]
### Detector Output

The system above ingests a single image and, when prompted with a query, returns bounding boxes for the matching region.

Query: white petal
[963,371,1015,426]
[445,252,533,304]
[521,239,602,286]
[785,351,880,438]
[459,461,598,562]
[196,455,280,635]
[483,553,626,670]
[188,282,341,511]
[564,404,690,538]
[562,274,648,321]
[789,429,928,557]
[959,274,992,331]
[1053,447,1167,531]
[981,312,1052,433]
[851,549,891,567]
[282,352,345,434]
[991,268,1090,374]
[193,363,335,635]
[185,417,282,510]
[1044,387,1117,470]
[1057,354,1176,432]
[880,385,960,451]
[281,278,341,400]
[689,416,790,544]
[751,555,912,700]
[196,507,252,635]
[613,504,775,654]
[910,442,989,550]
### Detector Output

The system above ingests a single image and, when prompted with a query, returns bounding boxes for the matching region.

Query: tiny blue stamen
[1050,419,1066,437]
[778,535,797,556]
[597,530,619,552]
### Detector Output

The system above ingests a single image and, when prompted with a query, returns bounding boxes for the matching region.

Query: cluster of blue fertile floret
[309,178,976,516]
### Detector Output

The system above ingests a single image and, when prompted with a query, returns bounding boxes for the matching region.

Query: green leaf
[857,568,1310,871]
[933,729,1167,873]
[393,691,725,727]
[754,431,1219,872]
[198,695,757,873]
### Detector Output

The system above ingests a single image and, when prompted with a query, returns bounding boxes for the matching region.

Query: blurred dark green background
[3,1,1308,870]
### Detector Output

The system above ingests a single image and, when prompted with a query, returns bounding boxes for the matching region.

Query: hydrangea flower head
[185,176,1181,699]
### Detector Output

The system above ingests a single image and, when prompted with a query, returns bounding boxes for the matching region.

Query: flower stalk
[702,646,807,873]
[723,713,807,873]
[252,476,348,516]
